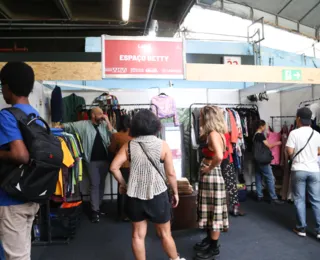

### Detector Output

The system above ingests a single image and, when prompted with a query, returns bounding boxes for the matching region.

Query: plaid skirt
[197,162,229,231]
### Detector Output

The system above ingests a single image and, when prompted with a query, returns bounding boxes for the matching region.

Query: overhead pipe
[0,26,142,31]
[0,22,135,27]
[143,0,158,35]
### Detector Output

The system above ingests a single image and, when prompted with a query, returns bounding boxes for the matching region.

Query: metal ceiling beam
[299,0,320,23]
[143,0,158,35]
[277,0,293,15]
[53,0,72,20]
[177,0,195,26]
[0,0,11,19]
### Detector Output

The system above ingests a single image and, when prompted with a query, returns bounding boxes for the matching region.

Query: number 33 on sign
[223,56,241,65]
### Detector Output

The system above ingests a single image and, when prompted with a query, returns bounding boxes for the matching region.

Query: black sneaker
[91,211,100,223]
[256,197,264,203]
[293,227,306,237]
[194,236,210,252]
[195,244,220,260]
[271,199,284,205]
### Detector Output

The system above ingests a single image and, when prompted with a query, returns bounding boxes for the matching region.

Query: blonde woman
[194,106,229,260]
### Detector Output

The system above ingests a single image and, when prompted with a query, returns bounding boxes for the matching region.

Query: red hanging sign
[102,36,185,79]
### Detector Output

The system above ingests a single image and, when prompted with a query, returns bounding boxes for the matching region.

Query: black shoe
[100,203,107,215]
[91,211,100,223]
[195,244,220,260]
[271,199,284,205]
[256,197,263,202]
[293,227,306,237]
[194,236,210,252]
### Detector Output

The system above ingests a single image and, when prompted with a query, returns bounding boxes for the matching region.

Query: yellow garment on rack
[75,133,84,181]
[55,138,75,196]
[78,158,83,181]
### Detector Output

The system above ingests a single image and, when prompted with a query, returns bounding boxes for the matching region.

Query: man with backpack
[0,62,40,260]
[286,107,320,239]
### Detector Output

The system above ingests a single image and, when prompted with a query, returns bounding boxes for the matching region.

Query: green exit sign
[282,69,302,81]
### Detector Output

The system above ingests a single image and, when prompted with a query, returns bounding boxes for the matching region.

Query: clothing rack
[188,103,259,184]
[32,201,70,247]
[270,116,295,129]
[299,97,320,107]
[77,103,159,117]
[78,103,159,201]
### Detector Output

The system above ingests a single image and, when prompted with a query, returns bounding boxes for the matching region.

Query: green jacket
[62,94,85,123]
[64,121,117,162]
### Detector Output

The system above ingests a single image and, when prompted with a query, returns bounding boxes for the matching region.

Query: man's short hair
[0,62,35,97]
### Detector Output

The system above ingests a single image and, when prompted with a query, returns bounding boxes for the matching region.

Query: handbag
[137,143,173,205]
[289,130,314,170]
[253,133,273,165]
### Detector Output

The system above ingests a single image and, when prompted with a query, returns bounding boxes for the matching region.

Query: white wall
[61,88,240,108]
[280,86,312,117]
[0,82,49,120]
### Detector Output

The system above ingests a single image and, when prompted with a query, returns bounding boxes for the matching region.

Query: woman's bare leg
[210,231,220,240]
[155,221,179,259]
[132,220,148,260]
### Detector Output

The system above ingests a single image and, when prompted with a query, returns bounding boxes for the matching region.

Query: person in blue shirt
[0,62,40,260]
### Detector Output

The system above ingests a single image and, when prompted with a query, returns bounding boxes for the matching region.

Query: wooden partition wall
[0,62,319,84]
[0,62,101,81]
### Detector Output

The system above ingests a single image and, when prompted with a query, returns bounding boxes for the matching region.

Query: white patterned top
[127,135,167,200]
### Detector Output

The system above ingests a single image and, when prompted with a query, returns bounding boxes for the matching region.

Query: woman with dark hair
[110,109,185,260]
[254,120,283,204]
[109,115,132,221]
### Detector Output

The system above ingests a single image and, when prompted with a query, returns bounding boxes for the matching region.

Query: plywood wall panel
[0,62,102,80]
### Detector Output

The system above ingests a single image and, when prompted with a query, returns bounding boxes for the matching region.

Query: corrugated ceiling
[209,0,320,39]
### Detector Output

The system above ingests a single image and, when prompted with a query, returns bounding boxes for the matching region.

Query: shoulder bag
[253,133,273,165]
[137,143,173,204]
[289,130,314,170]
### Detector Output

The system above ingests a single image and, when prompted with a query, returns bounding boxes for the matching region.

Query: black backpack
[0,107,63,203]
[253,133,273,165]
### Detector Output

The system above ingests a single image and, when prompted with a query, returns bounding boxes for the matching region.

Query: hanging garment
[309,102,320,125]
[192,108,201,148]
[267,130,281,165]
[222,109,231,132]
[228,109,239,144]
[151,95,179,126]
[51,86,63,123]
[55,138,75,196]
[62,93,86,123]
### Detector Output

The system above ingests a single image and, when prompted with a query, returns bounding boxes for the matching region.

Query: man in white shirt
[286,107,320,239]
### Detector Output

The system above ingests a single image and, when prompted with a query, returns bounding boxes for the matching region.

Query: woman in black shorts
[110,109,185,260]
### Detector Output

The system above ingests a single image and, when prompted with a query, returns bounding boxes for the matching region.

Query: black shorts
[126,191,171,224]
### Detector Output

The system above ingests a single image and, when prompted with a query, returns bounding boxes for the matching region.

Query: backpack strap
[3,107,51,134]
[291,130,314,162]
[3,107,30,122]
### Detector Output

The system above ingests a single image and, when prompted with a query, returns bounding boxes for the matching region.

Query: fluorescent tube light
[122,0,131,22]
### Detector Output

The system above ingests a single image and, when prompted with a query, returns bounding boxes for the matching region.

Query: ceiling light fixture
[122,0,131,22]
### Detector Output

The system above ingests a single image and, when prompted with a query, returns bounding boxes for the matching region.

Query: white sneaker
[317,233,320,240]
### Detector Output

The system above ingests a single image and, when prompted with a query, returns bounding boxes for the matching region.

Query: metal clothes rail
[270,116,296,129]
[188,103,259,184]
[78,103,158,201]
[299,97,320,107]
